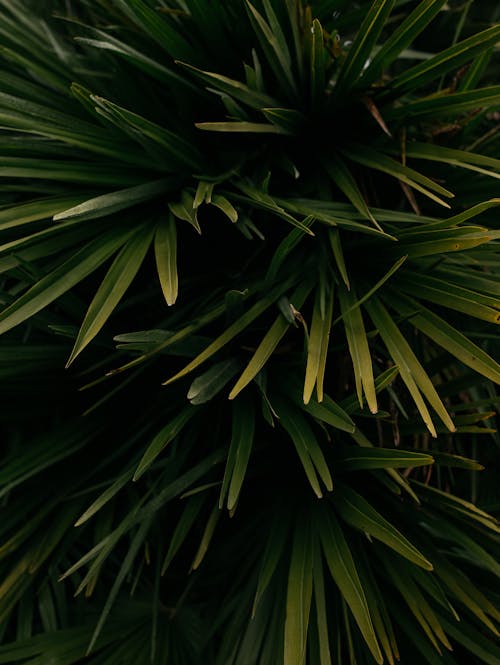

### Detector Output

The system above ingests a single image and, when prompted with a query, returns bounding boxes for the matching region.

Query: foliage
[0,0,499,663]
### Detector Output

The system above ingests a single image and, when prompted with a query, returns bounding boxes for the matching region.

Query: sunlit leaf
[67,224,155,366]
[365,297,455,436]
[338,283,377,414]
[303,280,333,404]
[155,213,178,306]
[339,447,434,471]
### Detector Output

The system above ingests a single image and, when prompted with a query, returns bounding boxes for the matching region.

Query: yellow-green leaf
[67,225,155,366]
[303,282,334,404]
[155,213,178,306]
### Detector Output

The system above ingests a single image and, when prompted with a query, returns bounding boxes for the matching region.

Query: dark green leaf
[318,508,383,664]
[0,229,132,336]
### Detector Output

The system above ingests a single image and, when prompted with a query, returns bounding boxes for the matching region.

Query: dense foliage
[0,1,499,663]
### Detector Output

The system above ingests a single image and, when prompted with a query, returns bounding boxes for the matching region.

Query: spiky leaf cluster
[0,1,499,664]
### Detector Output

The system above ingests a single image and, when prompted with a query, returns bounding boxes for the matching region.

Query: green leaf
[414,483,500,536]
[155,213,178,306]
[92,96,202,169]
[266,217,315,282]
[133,407,198,481]
[0,228,131,336]
[409,565,459,623]
[276,399,333,498]
[342,144,454,207]
[342,366,399,415]
[284,517,313,665]
[430,452,484,471]
[328,229,350,289]
[389,291,500,384]
[382,558,451,653]
[0,195,88,231]
[0,425,96,501]
[187,357,241,405]
[339,447,434,471]
[392,142,500,182]
[389,86,500,119]
[114,329,209,356]
[432,554,500,634]
[66,225,155,366]
[194,180,214,208]
[334,484,433,569]
[0,91,148,165]
[169,190,201,233]
[253,507,293,614]
[312,541,333,665]
[334,0,396,99]
[163,274,299,386]
[387,231,492,258]
[303,280,334,404]
[438,614,500,665]
[353,545,400,665]
[317,508,383,664]
[365,297,455,436]
[301,395,356,434]
[338,283,377,414]
[74,470,133,527]
[362,0,448,85]
[210,194,239,222]
[228,313,291,400]
[53,179,172,223]
[87,517,152,654]
[0,157,141,186]
[191,502,220,570]
[161,494,205,574]
[245,0,297,97]
[333,256,407,327]
[114,0,194,60]
[219,396,255,511]
[395,271,500,324]
[425,197,500,225]
[136,450,225,521]
[324,155,380,230]
[109,301,227,376]
[72,32,184,87]
[195,121,287,134]
[309,19,325,109]
[234,185,316,235]
[387,24,500,95]
[392,606,449,665]
[0,219,100,259]
[459,46,493,92]
[262,107,306,133]
[177,61,277,109]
